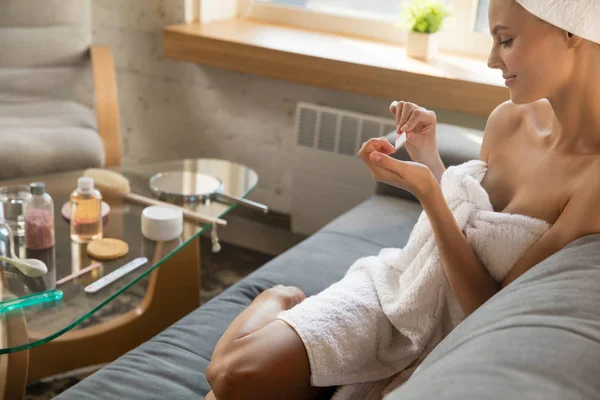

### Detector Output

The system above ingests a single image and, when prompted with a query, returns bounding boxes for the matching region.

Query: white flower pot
[406,31,439,60]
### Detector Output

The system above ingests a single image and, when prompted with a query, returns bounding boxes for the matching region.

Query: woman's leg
[206,285,334,400]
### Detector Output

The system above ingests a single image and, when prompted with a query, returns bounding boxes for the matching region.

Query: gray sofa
[56,125,600,399]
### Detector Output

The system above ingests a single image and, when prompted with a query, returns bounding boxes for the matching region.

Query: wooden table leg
[27,236,201,382]
[0,315,29,400]
[0,253,31,399]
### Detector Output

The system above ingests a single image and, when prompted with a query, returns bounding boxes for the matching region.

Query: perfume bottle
[24,182,55,250]
[70,177,103,243]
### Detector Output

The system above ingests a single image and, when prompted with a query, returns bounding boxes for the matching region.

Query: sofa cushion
[387,233,600,400]
[321,194,422,249]
[0,101,104,180]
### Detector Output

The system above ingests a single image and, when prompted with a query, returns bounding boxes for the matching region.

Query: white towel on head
[277,159,551,400]
[516,0,600,45]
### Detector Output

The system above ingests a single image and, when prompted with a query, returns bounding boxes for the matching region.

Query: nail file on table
[395,131,407,151]
[84,257,148,294]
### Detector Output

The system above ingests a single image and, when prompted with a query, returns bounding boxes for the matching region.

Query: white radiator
[291,102,396,235]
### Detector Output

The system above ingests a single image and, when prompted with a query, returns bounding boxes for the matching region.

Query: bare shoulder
[480,100,526,162]
[573,157,600,210]
[558,157,600,238]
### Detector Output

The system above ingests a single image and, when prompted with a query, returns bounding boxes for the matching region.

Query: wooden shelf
[163,19,509,116]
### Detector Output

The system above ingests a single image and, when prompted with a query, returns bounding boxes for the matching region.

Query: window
[475,0,490,33]
[243,0,493,57]
[256,0,408,22]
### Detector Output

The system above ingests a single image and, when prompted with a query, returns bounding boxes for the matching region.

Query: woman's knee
[206,350,256,400]
[207,320,317,400]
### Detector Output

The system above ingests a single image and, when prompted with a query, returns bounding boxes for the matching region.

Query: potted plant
[402,0,449,60]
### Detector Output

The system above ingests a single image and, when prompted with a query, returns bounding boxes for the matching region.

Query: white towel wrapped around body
[277,160,551,399]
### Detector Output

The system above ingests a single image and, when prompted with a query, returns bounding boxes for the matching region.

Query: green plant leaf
[401,0,450,34]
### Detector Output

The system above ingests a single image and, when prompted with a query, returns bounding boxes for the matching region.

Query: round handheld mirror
[149,171,268,213]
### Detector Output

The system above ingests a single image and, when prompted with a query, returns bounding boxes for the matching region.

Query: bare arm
[366,101,512,316]
[364,138,500,316]
[418,101,524,313]
[421,151,446,184]
[398,168,598,316]
[420,183,500,315]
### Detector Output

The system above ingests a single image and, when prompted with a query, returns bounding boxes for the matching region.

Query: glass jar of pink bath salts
[24,182,55,250]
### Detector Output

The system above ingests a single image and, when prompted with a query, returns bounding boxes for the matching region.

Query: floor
[25,234,274,399]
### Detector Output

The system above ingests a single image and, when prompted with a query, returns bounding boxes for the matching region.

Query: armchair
[0,0,121,181]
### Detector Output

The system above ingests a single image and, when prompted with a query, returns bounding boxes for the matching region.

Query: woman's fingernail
[400,125,408,131]
[372,153,382,162]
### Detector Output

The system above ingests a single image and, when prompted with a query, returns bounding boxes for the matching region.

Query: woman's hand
[390,101,438,165]
[359,137,438,201]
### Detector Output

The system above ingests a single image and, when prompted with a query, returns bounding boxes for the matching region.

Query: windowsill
[163,19,509,116]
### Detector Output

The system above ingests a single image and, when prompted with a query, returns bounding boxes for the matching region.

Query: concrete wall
[93,0,488,214]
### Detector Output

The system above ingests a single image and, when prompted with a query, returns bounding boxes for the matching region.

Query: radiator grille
[296,103,396,156]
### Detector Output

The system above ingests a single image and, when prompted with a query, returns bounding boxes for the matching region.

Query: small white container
[141,206,183,241]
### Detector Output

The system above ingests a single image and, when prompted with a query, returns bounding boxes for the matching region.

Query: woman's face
[488,0,573,104]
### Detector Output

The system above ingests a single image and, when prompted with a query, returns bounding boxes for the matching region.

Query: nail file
[84,257,148,294]
[395,132,408,151]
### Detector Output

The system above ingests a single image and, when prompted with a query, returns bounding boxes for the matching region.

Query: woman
[206,0,600,398]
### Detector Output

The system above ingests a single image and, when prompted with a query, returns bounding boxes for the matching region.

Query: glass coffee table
[0,158,258,394]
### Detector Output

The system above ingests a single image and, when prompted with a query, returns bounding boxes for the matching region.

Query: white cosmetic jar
[141,206,183,241]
